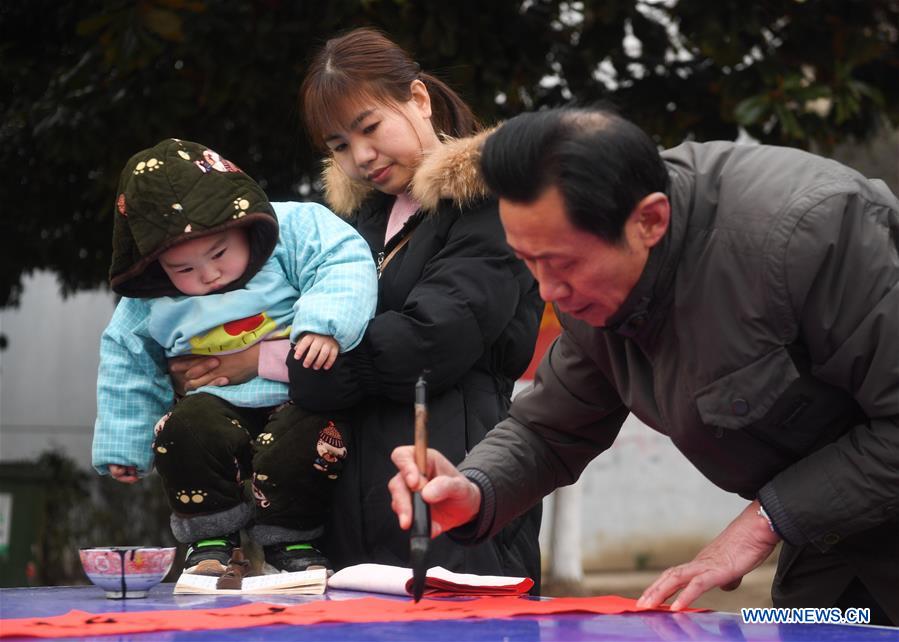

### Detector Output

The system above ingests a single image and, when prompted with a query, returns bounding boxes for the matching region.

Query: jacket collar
[321,128,495,217]
[604,162,693,341]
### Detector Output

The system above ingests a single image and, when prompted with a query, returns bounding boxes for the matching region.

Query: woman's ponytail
[419,72,480,138]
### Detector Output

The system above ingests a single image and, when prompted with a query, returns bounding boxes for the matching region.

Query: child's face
[159,228,250,295]
[324,81,441,196]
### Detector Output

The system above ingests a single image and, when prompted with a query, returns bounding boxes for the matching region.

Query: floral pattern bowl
[79,546,176,598]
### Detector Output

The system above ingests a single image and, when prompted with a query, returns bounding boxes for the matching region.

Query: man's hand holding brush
[388,447,482,538]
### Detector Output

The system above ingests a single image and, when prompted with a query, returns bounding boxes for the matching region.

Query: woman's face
[324,81,441,195]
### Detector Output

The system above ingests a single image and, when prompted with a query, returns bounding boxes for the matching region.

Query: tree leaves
[1,0,897,306]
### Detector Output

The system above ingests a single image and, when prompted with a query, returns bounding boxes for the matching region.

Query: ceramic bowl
[79,546,176,598]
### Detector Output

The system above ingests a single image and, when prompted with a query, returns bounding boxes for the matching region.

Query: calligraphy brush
[410,373,431,602]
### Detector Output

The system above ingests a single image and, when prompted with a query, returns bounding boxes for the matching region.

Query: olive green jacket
[459,141,899,605]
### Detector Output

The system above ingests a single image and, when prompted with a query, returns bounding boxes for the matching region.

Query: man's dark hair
[480,107,669,242]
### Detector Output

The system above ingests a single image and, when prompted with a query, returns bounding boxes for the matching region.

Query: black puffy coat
[289,133,543,585]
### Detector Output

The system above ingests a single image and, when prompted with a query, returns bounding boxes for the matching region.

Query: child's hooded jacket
[93,139,376,475]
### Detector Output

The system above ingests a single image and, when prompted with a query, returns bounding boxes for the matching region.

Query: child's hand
[108,464,140,484]
[293,333,339,370]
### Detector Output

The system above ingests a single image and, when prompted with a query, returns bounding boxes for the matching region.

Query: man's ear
[630,192,669,249]
[410,79,432,119]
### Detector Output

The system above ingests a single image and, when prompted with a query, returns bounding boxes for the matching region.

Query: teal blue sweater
[93,202,376,475]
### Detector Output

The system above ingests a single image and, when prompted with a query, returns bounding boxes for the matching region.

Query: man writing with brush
[388,107,899,624]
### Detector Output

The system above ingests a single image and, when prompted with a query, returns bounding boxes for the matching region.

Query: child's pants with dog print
[153,392,348,546]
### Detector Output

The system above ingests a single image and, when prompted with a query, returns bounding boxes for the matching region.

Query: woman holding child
[174,28,543,584]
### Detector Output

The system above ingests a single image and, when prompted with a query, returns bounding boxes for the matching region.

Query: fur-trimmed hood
[321,128,495,217]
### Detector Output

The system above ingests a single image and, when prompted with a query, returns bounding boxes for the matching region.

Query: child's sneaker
[184,533,240,576]
[263,542,330,573]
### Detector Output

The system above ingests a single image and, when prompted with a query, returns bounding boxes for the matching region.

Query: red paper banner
[0,595,698,639]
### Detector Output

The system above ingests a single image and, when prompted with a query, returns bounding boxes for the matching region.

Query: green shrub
[33,451,183,586]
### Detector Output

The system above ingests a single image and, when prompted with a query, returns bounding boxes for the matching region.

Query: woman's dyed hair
[300,27,479,150]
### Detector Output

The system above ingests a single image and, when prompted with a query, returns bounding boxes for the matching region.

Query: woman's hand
[168,343,261,394]
[108,464,139,484]
[388,446,483,538]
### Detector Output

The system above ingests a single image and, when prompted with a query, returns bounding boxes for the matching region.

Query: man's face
[499,185,652,327]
